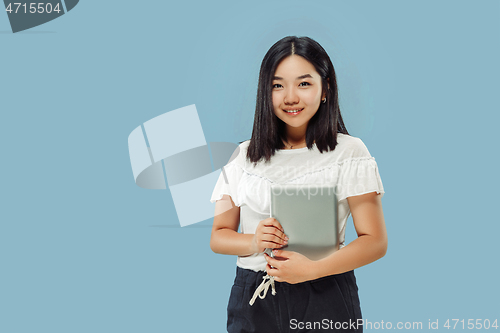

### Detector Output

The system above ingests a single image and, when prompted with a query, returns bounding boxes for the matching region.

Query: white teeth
[284,109,302,113]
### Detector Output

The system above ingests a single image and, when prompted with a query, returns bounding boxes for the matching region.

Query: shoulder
[239,139,251,150]
[226,139,250,167]
[335,133,373,159]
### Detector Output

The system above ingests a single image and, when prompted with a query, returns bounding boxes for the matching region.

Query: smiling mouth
[283,108,304,114]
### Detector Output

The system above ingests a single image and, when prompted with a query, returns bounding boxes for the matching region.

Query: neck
[283,128,308,149]
[285,126,307,145]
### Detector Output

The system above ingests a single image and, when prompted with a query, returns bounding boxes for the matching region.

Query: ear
[322,85,329,100]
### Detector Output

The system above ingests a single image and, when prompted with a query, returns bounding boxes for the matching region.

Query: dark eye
[299,82,310,87]
[273,83,283,89]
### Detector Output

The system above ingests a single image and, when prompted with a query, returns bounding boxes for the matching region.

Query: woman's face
[272,55,324,133]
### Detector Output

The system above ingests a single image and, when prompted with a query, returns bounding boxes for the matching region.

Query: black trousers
[227,267,363,333]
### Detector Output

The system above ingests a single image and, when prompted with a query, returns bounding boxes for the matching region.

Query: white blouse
[210,133,385,272]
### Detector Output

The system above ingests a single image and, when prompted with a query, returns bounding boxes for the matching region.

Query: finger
[272,222,288,240]
[264,253,281,268]
[261,241,285,249]
[266,263,280,277]
[261,234,287,246]
[262,225,287,236]
[257,221,284,238]
[274,220,285,233]
[260,233,284,243]
[273,276,283,283]
[262,227,288,242]
[272,249,293,259]
[263,218,285,232]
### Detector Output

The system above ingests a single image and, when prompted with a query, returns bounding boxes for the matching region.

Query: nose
[284,87,299,105]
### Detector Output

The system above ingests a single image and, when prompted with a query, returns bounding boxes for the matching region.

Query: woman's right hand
[250,218,289,254]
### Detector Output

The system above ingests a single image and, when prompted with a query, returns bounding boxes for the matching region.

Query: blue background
[1,1,499,332]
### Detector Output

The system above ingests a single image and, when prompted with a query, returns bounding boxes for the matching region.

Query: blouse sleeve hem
[209,162,243,207]
[210,193,241,207]
[338,189,385,202]
[336,157,385,202]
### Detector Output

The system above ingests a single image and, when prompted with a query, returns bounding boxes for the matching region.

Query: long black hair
[246,36,349,164]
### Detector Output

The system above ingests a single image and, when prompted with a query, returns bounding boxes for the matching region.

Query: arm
[210,194,253,256]
[266,191,387,283]
[210,195,288,256]
[315,191,387,276]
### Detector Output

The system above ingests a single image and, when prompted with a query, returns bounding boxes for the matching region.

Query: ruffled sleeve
[337,137,385,202]
[210,143,246,207]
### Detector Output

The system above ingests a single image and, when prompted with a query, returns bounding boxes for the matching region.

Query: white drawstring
[249,273,276,306]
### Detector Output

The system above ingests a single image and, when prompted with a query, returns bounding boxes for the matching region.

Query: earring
[322,98,327,104]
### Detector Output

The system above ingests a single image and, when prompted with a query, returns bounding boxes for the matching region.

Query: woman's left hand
[264,249,319,284]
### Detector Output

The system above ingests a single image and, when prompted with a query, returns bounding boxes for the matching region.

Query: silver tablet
[269,184,339,261]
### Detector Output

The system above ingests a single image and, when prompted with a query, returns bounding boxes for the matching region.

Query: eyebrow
[272,74,314,80]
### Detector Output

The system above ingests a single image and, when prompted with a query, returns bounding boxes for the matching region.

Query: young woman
[210,36,387,333]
